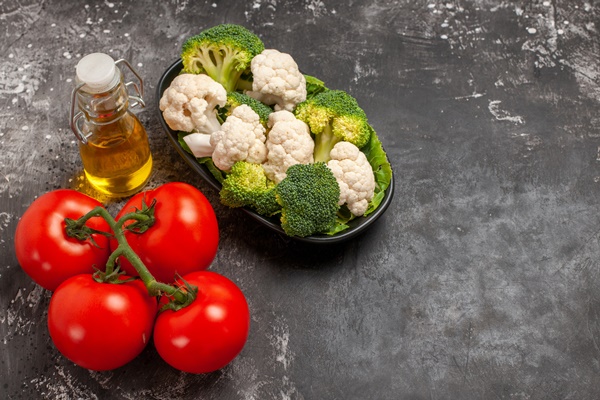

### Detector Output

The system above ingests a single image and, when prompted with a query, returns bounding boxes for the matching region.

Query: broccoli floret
[294,90,371,163]
[221,91,273,127]
[181,24,265,92]
[274,162,340,237]
[220,161,280,216]
[304,74,328,99]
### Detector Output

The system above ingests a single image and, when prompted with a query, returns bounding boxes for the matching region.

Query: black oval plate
[157,59,394,244]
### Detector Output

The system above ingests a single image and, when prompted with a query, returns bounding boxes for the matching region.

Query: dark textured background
[2,0,600,399]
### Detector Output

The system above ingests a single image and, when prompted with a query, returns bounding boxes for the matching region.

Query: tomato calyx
[159,276,198,312]
[65,205,198,310]
[65,216,112,247]
[122,198,156,234]
[92,266,135,284]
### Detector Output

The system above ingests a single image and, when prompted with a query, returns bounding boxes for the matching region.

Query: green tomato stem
[68,206,194,305]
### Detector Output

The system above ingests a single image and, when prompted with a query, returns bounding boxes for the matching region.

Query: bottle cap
[76,53,120,93]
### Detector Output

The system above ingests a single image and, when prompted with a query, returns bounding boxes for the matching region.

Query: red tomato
[47,274,158,371]
[111,182,219,283]
[14,190,111,291]
[153,271,250,374]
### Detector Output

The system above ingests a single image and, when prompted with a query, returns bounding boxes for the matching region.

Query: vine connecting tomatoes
[13,183,250,374]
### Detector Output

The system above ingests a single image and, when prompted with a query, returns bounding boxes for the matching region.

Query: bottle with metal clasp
[70,53,152,197]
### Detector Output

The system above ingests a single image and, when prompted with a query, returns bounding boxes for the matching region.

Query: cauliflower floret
[159,73,226,134]
[267,108,298,125]
[210,104,267,171]
[263,110,314,183]
[327,141,375,217]
[246,49,307,112]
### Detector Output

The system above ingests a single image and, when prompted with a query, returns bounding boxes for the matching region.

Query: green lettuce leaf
[361,124,393,217]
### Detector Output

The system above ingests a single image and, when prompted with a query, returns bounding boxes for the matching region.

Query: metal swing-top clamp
[70,54,145,144]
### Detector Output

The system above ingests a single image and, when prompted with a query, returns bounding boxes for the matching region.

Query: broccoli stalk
[181,24,265,92]
[219,161,280,217]
[294,90,371,163]
[313,124,340,164]
[274,162,340,237]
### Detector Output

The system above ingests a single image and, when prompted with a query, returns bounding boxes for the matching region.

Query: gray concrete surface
[2,0,600,398]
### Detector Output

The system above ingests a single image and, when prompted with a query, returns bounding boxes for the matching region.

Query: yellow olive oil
[79,113,152,197]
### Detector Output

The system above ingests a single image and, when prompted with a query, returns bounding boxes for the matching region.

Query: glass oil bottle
[70,53,152,197]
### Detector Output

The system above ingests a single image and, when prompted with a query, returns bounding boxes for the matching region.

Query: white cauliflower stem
[263,110,314,183]
[247,49,307,112]
[182,133,213,158]
[210,104,267,171]
[327,141,376,217]
[159,73,226,134]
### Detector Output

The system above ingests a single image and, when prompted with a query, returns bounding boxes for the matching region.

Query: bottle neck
[77,70,129,124]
